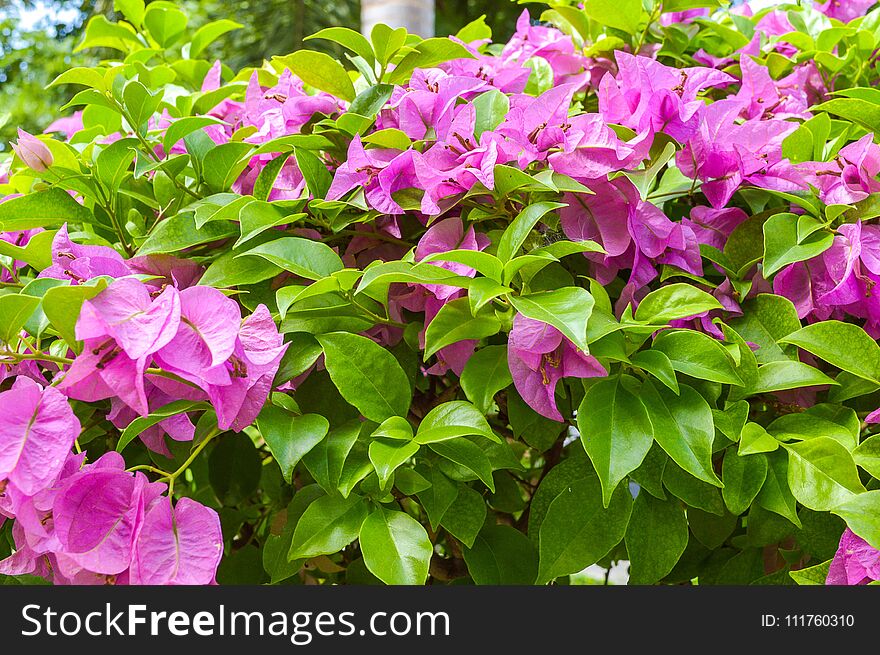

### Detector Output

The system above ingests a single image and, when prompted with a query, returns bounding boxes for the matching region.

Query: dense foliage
[2,0,880,586]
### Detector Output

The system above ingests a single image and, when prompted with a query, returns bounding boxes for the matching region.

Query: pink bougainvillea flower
[58,278,181,415]
[0,377,80,497]
[500,10,590,88]
[413,103,506,214]
[548,114,647,180]
[816,0,876,22]
[152,303,287,431]
[11,129,53,172]
[660,8,709,25]
[52,452,165,576]
[39,224,131,284]
[599,52,735,144]
[803,134,880,206]
[326,135,416,214]
[43,111,83,140]
[681,206,749,251]
[826,528,880,585]
[508,314,606,421]
[129,497,223,585]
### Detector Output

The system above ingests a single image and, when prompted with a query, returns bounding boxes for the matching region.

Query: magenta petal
[0,377,80,496]
[53,469,140,575]
[178,286,242,366]
[130,497,223,585]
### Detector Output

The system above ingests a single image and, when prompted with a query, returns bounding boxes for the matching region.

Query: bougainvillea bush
[3,0,880,586]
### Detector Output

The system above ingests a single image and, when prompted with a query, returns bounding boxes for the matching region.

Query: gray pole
[361,0,435,38]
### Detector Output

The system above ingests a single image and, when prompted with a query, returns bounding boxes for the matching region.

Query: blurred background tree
[0,0,522,148]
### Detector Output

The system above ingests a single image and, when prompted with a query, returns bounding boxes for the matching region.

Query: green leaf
[371,416,413,442]
[49,67,107,91]
[0,229,55,271]
[464,524,538,584]
[784,437,865,511]
[138,211,236,255]
[0,294,39,347]
[294,148,333,199]
[113,0,145,26]
[257,405,329,483]
[722,451,768,515]
[289,493,368,560]
[756,451,801,527]
[190,19,242,58]
[264,485,324,583]
[422,249,503,282]
[386,38,475,85]
[279,50,356,102]
[629,350,679,394]
[578,376,654,507]
[854,435,880,478]
[581,0,641,33]
[652,329,743,385]
[424,298,501,358]
[640,381,721,487]
[762,212,833,277]
[429,438,496,491]
[472,89,509,139]
[301,421,360,492]
[739,422,779,455]
[122,80,162,134]
[240,237,344,280]
[416,401,498,444]
[440,484,487,548]
[728,294,801,363]
[789,559,831,585]
[496,201,566,262]
[0,189,94,231]
[509,287,594,352]
[749,361,838,394]
[634,283,722,324]
[253,154,292,202]
[767,407,858,451]
[163,117,224,152]
[75,15,140,52]
[780,320,880,383]
[536,474,632,584]
[831,491,880,549]
[813,97,880,134]
[317,332,411,422]
[370,24,407,67]
[369,439,419,488]
[42,280,107,348]
[306,27,376,67]
[116,400,207,453]
[416,466,459,529]
[460,345,513,414]
[359,507,432,585]
[143,3,187,47]
[625,492,688,584]
[203,142,253,192]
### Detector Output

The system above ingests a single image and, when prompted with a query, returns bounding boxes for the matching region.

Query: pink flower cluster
[0,380,222,584]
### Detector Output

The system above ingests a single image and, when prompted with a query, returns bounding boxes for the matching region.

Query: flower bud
[11,129,53,173]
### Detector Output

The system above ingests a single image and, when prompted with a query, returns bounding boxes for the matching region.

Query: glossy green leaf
[625,492,688,585]
[359,507,432,585]
[652,329,743,385]
[318,332,411,422]
[536,474,632,584]
[780,320,880,383]
[578,376,654,507]
[784,437,865,511]
[289,494,369,560]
